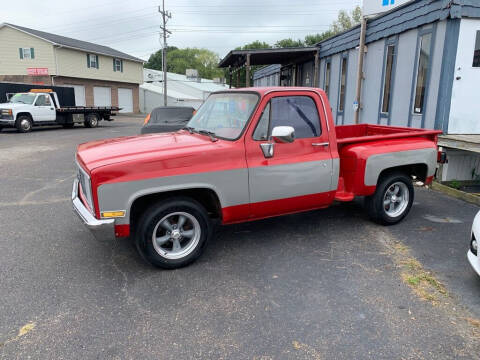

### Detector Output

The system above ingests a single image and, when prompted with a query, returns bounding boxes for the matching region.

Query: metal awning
[218,47,319,68]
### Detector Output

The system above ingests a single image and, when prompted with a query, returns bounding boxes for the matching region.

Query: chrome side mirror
[271,126,295,143]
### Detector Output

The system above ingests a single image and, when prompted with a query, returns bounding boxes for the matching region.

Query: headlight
[77,162,94,214]
[1,109,13,115]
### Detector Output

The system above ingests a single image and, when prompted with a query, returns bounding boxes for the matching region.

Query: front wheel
[135,197,212,269]
[365,172,414,225]
[16,115,33,133]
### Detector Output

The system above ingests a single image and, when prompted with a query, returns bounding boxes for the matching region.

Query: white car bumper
[468,250,480,276]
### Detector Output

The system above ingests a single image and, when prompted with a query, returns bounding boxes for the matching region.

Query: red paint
[115,224,130,238]
[74,87,441,236]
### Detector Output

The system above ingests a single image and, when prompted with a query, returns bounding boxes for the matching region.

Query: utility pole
[354,17,367,124]
[159,0,171,106]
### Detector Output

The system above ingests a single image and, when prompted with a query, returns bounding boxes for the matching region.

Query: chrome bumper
[468,250,480,277]
[72,178,115,241]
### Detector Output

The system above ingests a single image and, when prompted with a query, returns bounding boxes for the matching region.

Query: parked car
[141,106,195,134]
[73,87,442,269]
[0,89,117,133]
[468,211,480,276]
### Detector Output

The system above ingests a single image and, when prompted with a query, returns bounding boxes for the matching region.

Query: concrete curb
[431,181,480,207]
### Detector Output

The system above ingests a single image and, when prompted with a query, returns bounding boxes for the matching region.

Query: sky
[2,0,361,61]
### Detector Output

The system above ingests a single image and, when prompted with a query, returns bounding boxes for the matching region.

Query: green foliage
[449,180,461,189]
[236,41,271,50]
[145,47,224,79]
[304,31,335,46]
[331,5,362,34]
[274,38,305,48]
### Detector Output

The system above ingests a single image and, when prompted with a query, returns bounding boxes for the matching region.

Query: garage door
[118,88,133,113]
[64,84,86,106]
[93,87,112,107]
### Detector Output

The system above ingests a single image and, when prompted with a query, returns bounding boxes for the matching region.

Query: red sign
[27,67,49,76]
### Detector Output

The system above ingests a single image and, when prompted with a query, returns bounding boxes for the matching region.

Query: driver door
[245,92,334,219]
[33,94,56,122]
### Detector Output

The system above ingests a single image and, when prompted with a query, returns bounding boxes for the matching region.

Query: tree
[236,41,271,50]
[331,5,362,34]
[274,38,304,48]
[145,47,224,79]
[304,31,335,46]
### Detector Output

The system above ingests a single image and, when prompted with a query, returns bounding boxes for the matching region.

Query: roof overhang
[218,47,319,68]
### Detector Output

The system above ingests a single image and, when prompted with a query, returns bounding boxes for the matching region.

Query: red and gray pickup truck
[72,87,441,269]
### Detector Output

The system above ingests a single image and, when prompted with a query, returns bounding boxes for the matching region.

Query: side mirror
[271,126,295,143]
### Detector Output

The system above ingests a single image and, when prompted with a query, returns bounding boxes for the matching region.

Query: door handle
[50,108,54,110]
[312,142,329,147]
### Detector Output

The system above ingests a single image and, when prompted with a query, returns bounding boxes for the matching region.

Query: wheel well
[16,112,33,122]
[129,188,222,231]
[378,163,428,182]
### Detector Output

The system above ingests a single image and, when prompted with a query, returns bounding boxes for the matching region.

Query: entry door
[65,84,86,106]
[449,19,480,133]
[93,87,112,107]
[32,94,56,122]
[245,93,334,219]
[118,88,133,113]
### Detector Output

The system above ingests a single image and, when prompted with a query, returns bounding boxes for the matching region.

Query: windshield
[9,93,36,105]
[186,92,258,140]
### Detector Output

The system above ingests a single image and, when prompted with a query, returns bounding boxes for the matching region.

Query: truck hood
[77,131,219,171]
[0,103,30,109]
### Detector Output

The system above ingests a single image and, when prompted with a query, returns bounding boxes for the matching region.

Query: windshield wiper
[198,130,218,142]
[182,126,195,134]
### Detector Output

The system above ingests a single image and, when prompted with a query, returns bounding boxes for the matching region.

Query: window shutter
[19,48,23,59]
[96,55,99,69]
[113,59,116,72]
[87,54,90,68]
[30,48,35,59]
[120,60,123,73]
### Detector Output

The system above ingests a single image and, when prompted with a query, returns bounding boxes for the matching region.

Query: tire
[16,115,33,133]
[365,172,414,225]
[62,123,75,129]
[135,197,212,269]
[84,113,99,128]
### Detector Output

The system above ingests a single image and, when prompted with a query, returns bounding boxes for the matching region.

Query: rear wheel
[365,172,414,225]
[16,115,33,133]
[84,113,99,128]
[135,197,212,269]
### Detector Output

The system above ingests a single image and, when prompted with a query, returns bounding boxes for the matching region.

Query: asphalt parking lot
[1,116,480,359]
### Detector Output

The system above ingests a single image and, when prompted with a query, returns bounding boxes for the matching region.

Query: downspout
[354,17,367,124]
[51,45,62,86]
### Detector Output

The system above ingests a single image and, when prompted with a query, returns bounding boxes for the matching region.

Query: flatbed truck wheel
[16,115,33,133]
[365,172,414,225]
[84,113,99,128]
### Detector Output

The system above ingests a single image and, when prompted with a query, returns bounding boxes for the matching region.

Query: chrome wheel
[20,119,31,131]
[383,181,409,217]
[152,212,201,260]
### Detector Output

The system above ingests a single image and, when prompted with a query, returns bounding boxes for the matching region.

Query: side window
[253,102,270,140]
[35,95,50,106]
[473,30,480,67]
[270,96,321,139]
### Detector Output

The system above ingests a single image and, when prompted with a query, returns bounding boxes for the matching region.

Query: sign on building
[27,68,49,76]
[363,0,412,17]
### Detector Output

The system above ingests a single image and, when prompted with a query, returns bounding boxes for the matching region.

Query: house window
[381,45,396,114]
[413,33,432,114]
[87,54,99,69]
[473,31,480,67]
[324,61,331,97]
[19,48,34,59]
[113,58,123,72]
[338,56,347,112]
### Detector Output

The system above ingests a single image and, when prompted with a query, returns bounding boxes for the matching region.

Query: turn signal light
[143,113,151,125]
[101,211,126,218]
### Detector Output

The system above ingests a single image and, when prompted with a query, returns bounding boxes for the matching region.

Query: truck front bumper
[0,118,15,126]
[72,178,115,241]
